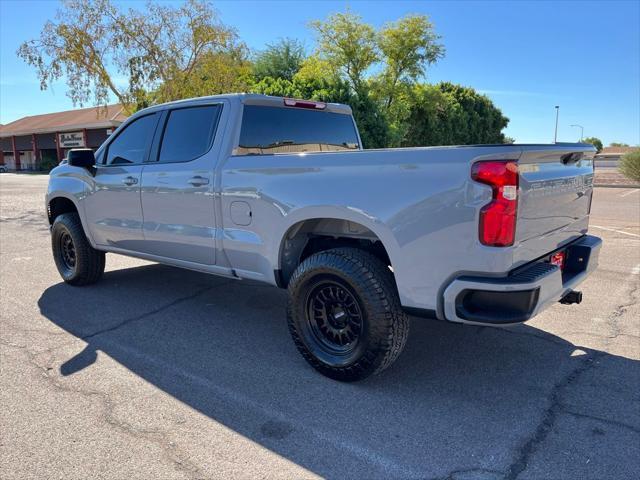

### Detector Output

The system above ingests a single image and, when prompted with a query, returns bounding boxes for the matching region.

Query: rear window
[237,105,359,155]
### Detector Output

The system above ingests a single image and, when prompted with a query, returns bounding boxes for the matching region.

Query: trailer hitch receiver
[560,290,582,305]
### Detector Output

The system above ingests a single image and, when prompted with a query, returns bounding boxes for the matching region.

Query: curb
[594,184,640,189]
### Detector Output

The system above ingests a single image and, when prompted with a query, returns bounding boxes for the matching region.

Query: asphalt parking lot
[1,173,638,480]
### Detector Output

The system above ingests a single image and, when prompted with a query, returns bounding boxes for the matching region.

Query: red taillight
[471,160,519,247]
[283,98,327,110]
[550,251,565,270]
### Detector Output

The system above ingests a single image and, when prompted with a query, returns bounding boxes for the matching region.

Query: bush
[39,153,59,172]
[402,83,509,147]
[619,150,640,183]
[582,136,603,153]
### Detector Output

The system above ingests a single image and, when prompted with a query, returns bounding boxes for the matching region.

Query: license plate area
[556,239,594,284]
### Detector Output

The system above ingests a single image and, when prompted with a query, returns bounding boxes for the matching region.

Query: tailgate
[514,144,595,266]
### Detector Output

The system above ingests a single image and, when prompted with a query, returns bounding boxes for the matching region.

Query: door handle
[122,176,138,186]
[188,176,209,186]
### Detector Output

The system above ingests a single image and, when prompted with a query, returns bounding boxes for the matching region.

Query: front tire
[287,248,409,381]
[51,213,105,286]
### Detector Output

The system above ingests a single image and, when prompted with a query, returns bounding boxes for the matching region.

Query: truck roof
[137,93,353,116]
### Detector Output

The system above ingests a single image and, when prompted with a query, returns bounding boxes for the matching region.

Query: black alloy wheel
[59,231,77,271]
[287,248,409,381]
[51,212,105,286]
[306,279,364,356]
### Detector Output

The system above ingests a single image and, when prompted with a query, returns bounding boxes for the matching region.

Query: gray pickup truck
[46,94,602,381]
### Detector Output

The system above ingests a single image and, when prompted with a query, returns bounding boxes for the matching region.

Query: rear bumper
[442,234,602,325]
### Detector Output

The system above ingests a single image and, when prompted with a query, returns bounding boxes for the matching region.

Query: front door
[139,103,223,265]
[84,113,160,250]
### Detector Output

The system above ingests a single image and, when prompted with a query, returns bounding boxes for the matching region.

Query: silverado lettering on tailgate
[527,174,593,198]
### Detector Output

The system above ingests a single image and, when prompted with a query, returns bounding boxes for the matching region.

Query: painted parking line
[619,188,639,197]
[590,225,640,237]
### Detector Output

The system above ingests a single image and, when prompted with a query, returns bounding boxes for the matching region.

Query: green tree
[18,0,247,113]
[440,82,509,144]
[250,77,303,98]
[253,38,306,82]
[582,136,603,153]
[311,12,444,147]
[610,142,630,147]
[402,83,509,147]
[294,55,336,84]
[348,89,391,149]
[619,150,640,183]
[310,11,378,95]
[151,46,252,106]
[376,15,444,110]
[369,15,444,146]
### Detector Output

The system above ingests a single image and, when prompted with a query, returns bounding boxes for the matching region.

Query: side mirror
[67,149,95,169]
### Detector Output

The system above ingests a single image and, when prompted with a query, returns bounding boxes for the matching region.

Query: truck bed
[221,142,596,316]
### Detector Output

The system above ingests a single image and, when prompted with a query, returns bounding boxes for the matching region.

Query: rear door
[139,103,223,265]
[515,145,595,265]
[221,102,361,279]
[84,112,160,250]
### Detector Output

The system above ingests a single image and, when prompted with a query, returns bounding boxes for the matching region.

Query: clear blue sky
[1,0,639,145]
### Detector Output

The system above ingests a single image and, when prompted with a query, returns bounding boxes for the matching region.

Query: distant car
[45,93,602,381]
[0,165,7,173]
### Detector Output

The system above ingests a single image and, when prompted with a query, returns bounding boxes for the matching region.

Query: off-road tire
[51,213,105,286]
[287,247,409,381]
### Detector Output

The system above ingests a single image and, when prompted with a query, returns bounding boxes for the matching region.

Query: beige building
[594,146,639,168]
[0,104,127,171]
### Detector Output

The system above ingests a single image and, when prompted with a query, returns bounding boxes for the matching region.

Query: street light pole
[570,124,584,142]
[554,106,559,143]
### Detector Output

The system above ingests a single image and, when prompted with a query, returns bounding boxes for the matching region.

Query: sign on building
[58,132,85,148]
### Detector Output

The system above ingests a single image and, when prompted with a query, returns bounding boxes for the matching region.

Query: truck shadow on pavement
[38,263,640,479]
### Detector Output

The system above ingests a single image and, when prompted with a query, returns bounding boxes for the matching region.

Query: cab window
[157,105,221,163]
[106,113,159,165]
